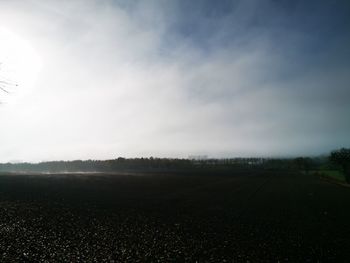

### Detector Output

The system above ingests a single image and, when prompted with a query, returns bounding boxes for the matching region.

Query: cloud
[0,0,349,161]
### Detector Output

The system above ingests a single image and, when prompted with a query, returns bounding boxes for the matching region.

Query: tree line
[0,156,330,173]
[0,148,348,178]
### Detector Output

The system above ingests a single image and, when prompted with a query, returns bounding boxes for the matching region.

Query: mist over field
[0,0,349,162]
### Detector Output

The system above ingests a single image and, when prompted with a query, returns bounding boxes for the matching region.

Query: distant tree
[329,148,350,183]
[293,157,312,173]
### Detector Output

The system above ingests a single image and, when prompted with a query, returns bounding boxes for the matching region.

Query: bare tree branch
[0,63,18,100]
[0,86,9,93]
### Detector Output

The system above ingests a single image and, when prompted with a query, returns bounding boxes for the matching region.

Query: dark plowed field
[0,171,349,262]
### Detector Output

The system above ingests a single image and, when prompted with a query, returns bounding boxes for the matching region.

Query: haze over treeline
[0,156,333,174]
[0,0,349,161]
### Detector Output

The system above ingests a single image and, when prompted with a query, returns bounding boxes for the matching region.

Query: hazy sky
[0,0,349,162]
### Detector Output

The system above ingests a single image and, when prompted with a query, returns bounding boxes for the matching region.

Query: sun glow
[0,27,42,102]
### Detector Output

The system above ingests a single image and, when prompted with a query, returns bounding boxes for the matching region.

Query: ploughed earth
[0,170,349,262]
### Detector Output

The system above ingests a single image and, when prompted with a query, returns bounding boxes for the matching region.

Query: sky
[0,0,349,162]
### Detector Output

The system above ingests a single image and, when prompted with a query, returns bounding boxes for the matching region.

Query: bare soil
[0,170,349,262]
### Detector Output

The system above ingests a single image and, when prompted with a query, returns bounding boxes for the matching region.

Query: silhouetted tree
[329,148,350,183]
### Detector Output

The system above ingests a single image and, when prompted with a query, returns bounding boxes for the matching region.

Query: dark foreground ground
[0,170,349,262]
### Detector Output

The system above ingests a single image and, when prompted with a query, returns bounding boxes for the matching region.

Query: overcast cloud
[0,0,349,162]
